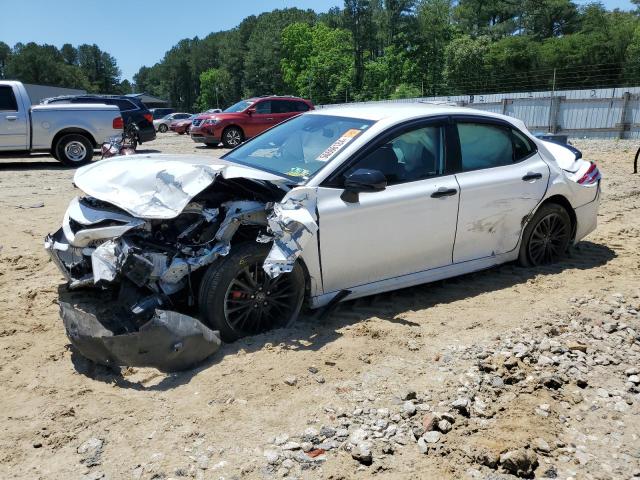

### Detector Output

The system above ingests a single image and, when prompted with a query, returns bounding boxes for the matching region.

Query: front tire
[519,203,572,267]
[158,124,168,133]
[222,126,244,148]
[55,134,93,167]
[198,243,305,342]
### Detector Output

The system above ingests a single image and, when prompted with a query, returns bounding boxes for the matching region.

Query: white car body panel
[315,174,459,294]
[452,153,550,263]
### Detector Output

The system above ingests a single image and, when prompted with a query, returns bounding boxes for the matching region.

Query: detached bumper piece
[60,302,221,372]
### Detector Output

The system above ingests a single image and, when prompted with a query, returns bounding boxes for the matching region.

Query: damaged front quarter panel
[264,187,319,278]
[46,155,321,371]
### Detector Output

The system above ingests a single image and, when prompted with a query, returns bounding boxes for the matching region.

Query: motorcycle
[101,123,139,159]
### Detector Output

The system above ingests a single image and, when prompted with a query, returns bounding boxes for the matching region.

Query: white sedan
[46,104,601,370]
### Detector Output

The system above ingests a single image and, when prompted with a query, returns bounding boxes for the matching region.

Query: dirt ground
[0,134,638,480]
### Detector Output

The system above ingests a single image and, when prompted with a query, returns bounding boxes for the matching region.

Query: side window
[271,100,288,114]
[458,123,513,171]
[0,86,18,111]
[254,101,271,114]
[512,128,536,161]
[296,101,310,112]
[175,113,189,120]
[345,125,445,186]
[114,99,136,111]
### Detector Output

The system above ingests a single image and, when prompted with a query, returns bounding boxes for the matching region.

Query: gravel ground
[0,133,639,480]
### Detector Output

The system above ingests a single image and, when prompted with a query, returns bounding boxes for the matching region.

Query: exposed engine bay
[45,156,319,371]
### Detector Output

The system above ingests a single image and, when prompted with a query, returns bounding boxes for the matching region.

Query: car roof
[307,103,524,128]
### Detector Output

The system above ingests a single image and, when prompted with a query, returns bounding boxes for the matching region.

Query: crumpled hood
[73,154,288,219]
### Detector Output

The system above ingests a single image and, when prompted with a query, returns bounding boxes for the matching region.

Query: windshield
[224,114,374,181]
[224,100,253,113]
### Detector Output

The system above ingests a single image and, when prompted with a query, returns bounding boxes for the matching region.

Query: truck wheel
[55,134,93,167]
[198,242,305,342]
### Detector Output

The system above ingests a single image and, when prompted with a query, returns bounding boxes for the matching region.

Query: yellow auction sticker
[316,129,363,162]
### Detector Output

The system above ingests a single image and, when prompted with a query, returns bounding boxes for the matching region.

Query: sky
[0,0,636,83]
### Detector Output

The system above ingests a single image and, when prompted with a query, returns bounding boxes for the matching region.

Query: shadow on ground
[62,240,616,390]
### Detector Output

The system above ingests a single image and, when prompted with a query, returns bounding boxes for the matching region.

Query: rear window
[0,86,18,111]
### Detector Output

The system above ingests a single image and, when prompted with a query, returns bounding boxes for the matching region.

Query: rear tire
[198,243,305,342]
[222,126,244,148]
[55,134,93,167]
[518,203,572,267]
[158,124,168,133]
[178,131,185,135]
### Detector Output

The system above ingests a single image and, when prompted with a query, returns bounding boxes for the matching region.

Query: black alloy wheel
[199,243,305,341]
[519,203,572,266]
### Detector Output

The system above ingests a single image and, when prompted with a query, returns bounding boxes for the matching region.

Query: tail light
[144,113,153,123]
[113,116,124,129]
[577,162,601,185]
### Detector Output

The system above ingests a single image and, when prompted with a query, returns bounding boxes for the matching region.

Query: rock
[597,388,610,398]
[417,437,429,454]
[628,375,640,384]
[314,375,326,384]
[282,458,295,469]
[541,375,565,389]
[319,426,336,438]
[301,442,313,452]
[274,433,289,446]
[422,413,438,431]
[264,448,281,465]
[567,341,588,353]
[499,449,538,477]
[77,437,104,467]
[284,376,297,386]
[542,465,558,478]
[451,397,471,416]
[308,366,319,374]
[281,442,301,451]
[513,343,529,358]
[625,367,640,376]
[532,438,551,454]
[422,431,441,444]
[376,408,390,418]
[475,449,500,469]
[504,356,519,370]
[537,355,554,366]
[437,419,452,433]
[348,428,368,445]
[351,442,372,465]
[302,427,319,442]
[402,401,417,417]
[400,389,417,401]
[197,454,209,470]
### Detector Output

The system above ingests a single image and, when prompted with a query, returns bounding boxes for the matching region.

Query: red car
[190,96,314,148]
[170,114,198,135]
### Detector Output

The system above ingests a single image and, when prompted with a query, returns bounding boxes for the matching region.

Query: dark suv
[190,95,314,148]
[42,95,156,145]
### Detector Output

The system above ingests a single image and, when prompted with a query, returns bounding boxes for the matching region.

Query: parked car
[190,95,314,148]
[42,94,156,146]
[46,104,601,370]
[0,81,123,166]
[170,113,198,135]
[150,107,175,120]
[154,112,192,133]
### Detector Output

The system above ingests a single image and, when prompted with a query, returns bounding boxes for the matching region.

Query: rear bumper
[574,184,601,243]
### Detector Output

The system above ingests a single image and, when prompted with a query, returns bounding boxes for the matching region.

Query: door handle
[430,188,457,198]
[522,172,543,181]
[6,115,18,121]
[266,117,274,121]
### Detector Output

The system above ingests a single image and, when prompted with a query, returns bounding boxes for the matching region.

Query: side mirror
[246,108,256,116]
[341,168,387,203]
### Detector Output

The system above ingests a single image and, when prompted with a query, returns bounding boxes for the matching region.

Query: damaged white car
[46,105,601,370]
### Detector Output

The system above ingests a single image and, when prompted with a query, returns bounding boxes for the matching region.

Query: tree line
[134,1,640,111]
[3,1,640,110]
[0,42,131,94]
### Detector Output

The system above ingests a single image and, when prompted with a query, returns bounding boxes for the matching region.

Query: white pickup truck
[0,81,123,166]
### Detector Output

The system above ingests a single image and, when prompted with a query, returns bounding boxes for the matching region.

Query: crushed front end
[45,159,318,371]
